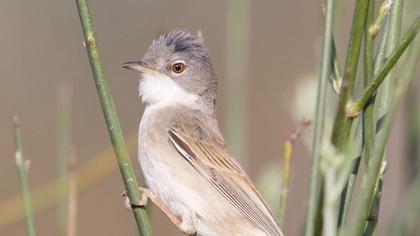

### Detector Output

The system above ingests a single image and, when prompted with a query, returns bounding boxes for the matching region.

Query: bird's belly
[138,148,264,236]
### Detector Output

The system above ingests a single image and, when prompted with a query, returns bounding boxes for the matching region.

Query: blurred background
[0,0,419,235]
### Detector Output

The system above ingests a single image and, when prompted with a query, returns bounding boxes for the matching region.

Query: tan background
[0,0,416,235]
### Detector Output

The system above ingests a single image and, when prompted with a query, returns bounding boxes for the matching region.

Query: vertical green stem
[74,1,153,235]
[348,27,419,236]
[13,116,37,236]
[364,1,404,234]
[332,0,369,229]
[304,0,334,235]
[331,0,368,149]
[56,84,72,236]
[362,0,376,166]
[338,117,363,229]
[363,164,385,236]
[348,19,420,115]
[225,0,250,167]
[338,0,376,229]
[376,0,404,120]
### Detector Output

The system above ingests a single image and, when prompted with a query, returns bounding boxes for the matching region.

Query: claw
[121,189,148,211]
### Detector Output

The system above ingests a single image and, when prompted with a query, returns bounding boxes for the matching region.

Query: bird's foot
[121,187,148,211]
[121,187,197,235]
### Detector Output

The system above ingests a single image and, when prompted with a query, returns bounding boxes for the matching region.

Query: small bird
[123,29,283,236]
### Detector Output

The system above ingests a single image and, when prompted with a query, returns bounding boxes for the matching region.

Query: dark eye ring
[172,62,185,74]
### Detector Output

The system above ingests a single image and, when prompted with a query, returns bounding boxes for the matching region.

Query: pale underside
[138,74,283,236]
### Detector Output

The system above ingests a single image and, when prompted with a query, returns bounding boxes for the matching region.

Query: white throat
[138,73,198,108]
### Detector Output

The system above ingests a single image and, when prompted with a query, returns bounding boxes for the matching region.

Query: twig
[362,0,376,165]
[56,83,72,236]
[74,1,153,235]
[330,0,369,148]
[346,17,420,117]
[364,0,404,233]
[363,162,387,236]
[13,115,37,236]
[67,149,77,236]
[225,0,251,167]
[304,0,335,235]
[0,134,138,228]
[279,118,311,226]
[321,3,343,94]
[330,0,369,229]
[347,26,420,236]
[338,0,376,228]
[369,0,393,37]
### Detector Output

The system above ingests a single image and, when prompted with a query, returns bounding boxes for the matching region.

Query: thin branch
[304,0,335,234]
[330,0,369,148]
[67,149,77,236]
[368,0,393,37]
[346,17,420,117]
[321,3,343,94]
[362,0,376,166]
[56,83,72,236]
[363,162,387,236]
[13,115,37,236]
[364,0,404,233]
[331,0,369,229]
[279,118,311,226]
[338,0,376,228]
[347,29,420,236]
[74,1,153,235]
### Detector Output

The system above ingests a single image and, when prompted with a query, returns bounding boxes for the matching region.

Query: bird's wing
[167,121,283,236]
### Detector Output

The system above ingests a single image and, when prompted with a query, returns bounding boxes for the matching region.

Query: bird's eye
[172,62,185,74]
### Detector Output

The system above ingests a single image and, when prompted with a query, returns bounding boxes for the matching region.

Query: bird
[122,29,284,236]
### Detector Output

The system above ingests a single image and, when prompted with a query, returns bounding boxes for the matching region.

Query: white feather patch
[139,73,198,106]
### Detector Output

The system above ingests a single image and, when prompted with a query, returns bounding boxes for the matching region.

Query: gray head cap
[159,29,207,57]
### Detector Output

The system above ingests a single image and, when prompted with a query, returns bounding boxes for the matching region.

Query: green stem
[362,0,376,166]
[74,1,153,235]
[363,163,386,236]
[337,118,363,228]
[56,83,72,236]
[13,116,37,236]
[304,0,334,235]
[333,0,369,229]
[225,0,250,167]
[368,0,392,38]
[347,17,420,117]
[348,32,420,236]
[321,3,343,94]
[331,0,368,148]
[339,0,376,228]
[364,1,404,234]
[279,141,292,227]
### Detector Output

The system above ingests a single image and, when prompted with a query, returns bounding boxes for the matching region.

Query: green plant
[75,0,153,235]
[13,116,37,236]
[305,0,420,235]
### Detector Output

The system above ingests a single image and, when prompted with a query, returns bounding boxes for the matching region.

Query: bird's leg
[121,187,197,235]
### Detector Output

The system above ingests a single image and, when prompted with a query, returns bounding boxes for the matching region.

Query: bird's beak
[122,60,162,77]
[122,60,146,72]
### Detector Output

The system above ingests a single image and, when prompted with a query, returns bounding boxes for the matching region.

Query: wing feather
[168,128,283,236]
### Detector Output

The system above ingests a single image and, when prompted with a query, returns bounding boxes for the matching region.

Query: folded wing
[168,125,283,236]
